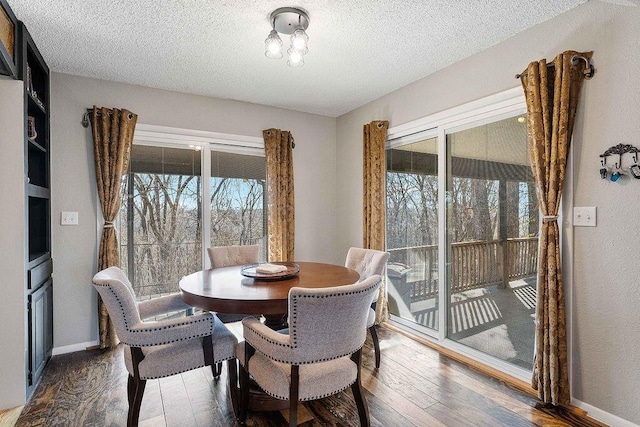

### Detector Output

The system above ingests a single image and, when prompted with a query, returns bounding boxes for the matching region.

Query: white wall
[336,2,640,425]
[0,78,27,409]
[49,73,338,351]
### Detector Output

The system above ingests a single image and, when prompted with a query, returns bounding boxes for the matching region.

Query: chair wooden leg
[227,359,239,419]
[127,374,135,408]
[127,375,146,427]
[351,349,370,427]
[289,365,299,427]
[212,362,222,379]
[369,325,381,368]
[239,363,250,423]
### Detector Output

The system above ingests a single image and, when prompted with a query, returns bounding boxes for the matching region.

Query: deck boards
[12,325,606,427]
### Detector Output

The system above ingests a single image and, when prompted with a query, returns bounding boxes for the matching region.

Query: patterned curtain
[363,120,389,323]
[519,50,592,405]
[263,128,295,262]
[90,106,138,349]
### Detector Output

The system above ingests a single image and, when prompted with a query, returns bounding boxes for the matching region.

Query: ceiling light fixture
[265,7,310,67]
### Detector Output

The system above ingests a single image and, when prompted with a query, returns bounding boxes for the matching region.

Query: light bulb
[287,48,304,67]
[290,28,309,55]
[264,30,283,59]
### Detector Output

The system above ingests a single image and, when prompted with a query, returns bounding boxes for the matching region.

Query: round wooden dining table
[180,261,360,327]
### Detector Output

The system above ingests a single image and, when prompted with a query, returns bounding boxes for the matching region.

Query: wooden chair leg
[127,374,135,408]
[289,365,299,427]
[127,375,146,427]
[350,350,370,427]
[369,325,381,368]
[212,362,222,379]
[227,359,239,419]
[239,363,250,423]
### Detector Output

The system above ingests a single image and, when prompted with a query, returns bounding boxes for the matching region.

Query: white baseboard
[572,398,639,427]
[52,340,99,356]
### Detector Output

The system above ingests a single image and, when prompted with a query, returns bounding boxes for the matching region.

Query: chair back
[287,275,381,364]
[207,245,260,268]
[92,266,142,345]
[345,247,390,281]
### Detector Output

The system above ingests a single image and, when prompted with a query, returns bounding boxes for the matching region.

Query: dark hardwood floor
[15,325,605,427]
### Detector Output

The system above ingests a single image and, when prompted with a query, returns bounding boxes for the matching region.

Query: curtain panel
[263,128,295,262]
[90,106,138,349]
[363,120,389,323]
[519,50,592,405]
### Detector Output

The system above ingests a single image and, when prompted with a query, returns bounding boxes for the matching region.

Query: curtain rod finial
[81,112,90,128]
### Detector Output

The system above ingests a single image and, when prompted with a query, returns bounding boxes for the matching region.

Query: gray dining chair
[345,247,391,368]
[92,266,238,427]
[207,244,259,374]
[236,275,381,427]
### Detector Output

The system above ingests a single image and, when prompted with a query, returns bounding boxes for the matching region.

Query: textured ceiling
[9,0,593,117]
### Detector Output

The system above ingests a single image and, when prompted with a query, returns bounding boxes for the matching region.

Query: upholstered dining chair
[236,275,381,427]
[92,266,238,427]
[207,244,260,374]
[345,247,391,368]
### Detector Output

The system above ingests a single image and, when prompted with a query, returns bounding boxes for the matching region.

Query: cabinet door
[28,278,53,388]
[0,0,18,78]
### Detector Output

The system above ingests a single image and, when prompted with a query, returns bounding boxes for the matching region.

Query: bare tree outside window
[118,145,266,299]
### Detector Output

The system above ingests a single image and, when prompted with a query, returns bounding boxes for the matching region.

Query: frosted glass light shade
[287,48,304,67]
[264,30,283,59]
[290,28,309,55]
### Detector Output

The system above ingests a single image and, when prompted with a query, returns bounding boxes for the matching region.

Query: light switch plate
[61,211,79,226]
[573,207,596,227]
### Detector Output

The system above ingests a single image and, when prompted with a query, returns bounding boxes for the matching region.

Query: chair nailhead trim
[139,355,235,380]
[251,345,365,365]
[289,279,379,349]
[97,283,213,347]
[252,378,356,401]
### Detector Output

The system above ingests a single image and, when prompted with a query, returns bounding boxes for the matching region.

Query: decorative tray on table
[240,262,300,280]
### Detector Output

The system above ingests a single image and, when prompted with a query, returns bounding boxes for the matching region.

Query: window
[117,125,266,298]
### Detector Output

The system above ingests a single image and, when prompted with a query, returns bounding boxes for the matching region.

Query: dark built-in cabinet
[1,0,53,398]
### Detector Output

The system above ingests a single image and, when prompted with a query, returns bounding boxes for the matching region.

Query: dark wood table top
[179,261,360,315]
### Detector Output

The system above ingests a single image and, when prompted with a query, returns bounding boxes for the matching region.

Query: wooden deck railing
[388,237,538,301]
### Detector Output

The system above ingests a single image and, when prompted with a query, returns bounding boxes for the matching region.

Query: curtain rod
[515,54,594,80]
[81,108,105,128]
[81,108,135,128]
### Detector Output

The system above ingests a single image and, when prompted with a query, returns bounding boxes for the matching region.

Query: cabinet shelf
[27,90,46,114]
[27,183,50,198]
[27,137,46,153]
[28,252,51,267]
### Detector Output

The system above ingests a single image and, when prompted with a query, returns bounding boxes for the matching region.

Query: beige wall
[0,78,27,408]
[49,73,338,351]
[336,2,640,425]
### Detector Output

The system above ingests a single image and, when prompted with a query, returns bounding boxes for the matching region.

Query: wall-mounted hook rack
[599,143,640,181]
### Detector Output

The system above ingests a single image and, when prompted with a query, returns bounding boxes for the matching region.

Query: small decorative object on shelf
[27,115,37,140]
[26,63,32,94]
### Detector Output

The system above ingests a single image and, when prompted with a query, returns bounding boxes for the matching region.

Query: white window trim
[385,86,539,383]
[134,123,264,153]
[387,86,525,141]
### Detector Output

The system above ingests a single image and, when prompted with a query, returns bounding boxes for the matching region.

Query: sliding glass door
[119,145,202,299]
[386,132,439,333]
[385,99,539,373]
[445,115,538,370]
